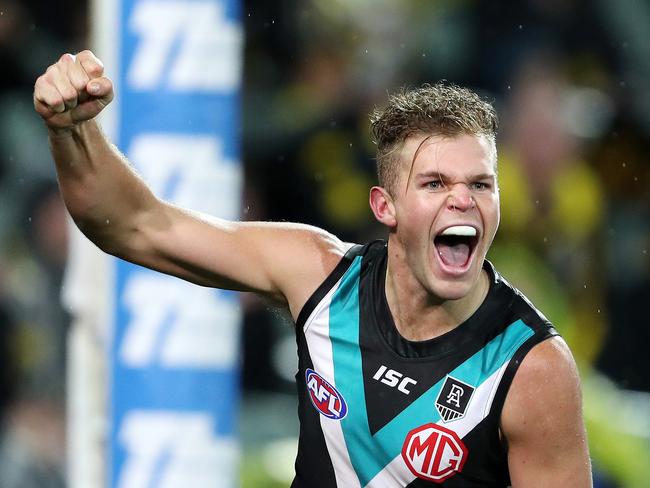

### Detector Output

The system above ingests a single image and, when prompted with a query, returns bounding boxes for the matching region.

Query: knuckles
[45,64,58,77]
[77,49,95,58]
[77,49,104,77]
[52,51,105,79]
[61,88,78,103]
[85,63,104,78]
[34,74,46,88]
[59,53,75,64]
[34,50,110,116]
[34,74,54,96]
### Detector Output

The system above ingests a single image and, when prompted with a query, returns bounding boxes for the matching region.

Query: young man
[34,51,592,487]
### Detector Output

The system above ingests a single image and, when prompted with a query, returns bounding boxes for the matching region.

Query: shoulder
[263,222,354,268]
[501,337,592,486]
[502,337,580,422]
[254,222,355,319]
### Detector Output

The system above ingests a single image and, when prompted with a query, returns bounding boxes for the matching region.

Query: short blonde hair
[371,83,498,193]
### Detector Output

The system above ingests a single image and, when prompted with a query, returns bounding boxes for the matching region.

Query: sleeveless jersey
[292,241,557,487]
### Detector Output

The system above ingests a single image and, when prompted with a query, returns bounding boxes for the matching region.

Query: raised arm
[33,51,349,318]
[502,336,593,487]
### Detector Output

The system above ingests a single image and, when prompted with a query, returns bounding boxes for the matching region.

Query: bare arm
[34,51,349,318]
[502,337,592,487]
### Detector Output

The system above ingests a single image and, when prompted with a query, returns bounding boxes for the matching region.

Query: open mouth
[433,225,479,271]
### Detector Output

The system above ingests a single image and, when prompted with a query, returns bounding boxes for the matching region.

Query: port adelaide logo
[305,369,348,420]
[435,376,475,422]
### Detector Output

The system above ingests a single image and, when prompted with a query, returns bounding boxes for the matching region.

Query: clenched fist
[34,50,113,133]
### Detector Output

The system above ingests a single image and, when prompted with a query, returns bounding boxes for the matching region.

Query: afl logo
[401,423,467,483]
[305,369,348,420]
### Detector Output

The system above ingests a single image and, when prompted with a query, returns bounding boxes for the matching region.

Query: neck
[384,248,490,342]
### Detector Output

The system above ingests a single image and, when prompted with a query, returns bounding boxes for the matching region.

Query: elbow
[72,215,139,260]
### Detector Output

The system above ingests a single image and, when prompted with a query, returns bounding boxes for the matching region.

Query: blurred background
[0,0,648,486]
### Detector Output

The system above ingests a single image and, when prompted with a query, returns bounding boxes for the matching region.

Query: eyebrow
[414,171,496,181]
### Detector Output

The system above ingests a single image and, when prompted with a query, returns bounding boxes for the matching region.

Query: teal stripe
[329,256,386,484]
[373,319,534,454]
[328,262,534,486]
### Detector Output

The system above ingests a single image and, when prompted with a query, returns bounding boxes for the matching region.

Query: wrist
[47,121,91,140]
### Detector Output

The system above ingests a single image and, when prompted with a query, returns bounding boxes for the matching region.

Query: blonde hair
[371,83,498,193]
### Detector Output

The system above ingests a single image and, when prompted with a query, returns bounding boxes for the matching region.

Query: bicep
[112,199,349,313]
[502,337,592,488]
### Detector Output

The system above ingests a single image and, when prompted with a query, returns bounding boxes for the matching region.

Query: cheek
[487,199,501,235]
[477,194,500,229]
[395,199,434,237]
[491,194,501,224]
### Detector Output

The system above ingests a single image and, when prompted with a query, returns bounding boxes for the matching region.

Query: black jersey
[291,241,557,487]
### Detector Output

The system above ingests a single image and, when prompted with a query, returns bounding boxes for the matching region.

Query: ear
[369,186,397,228]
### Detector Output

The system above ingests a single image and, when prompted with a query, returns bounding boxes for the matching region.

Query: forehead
[397,133,496,180]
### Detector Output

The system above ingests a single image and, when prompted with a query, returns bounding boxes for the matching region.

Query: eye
[427,180,443,190]
[470,181,491,191]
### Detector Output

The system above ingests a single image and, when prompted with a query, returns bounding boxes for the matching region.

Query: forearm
[35,50,343,306]
[49,119,159,255]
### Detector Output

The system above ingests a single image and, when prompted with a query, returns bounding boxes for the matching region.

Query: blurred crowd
[0,0,86,486]
[0,0,648,487]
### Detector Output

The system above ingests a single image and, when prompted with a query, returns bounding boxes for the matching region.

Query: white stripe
[365,361,511,487]
[304,277,361,488]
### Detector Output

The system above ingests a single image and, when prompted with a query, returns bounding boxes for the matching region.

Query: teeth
[440,225,476,237]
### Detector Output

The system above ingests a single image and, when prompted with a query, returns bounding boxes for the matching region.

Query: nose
[446,183,475,212]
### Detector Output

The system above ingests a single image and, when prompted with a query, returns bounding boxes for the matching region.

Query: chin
[428,249,485,302]
[430,281,475,301]
[430,253,484,300]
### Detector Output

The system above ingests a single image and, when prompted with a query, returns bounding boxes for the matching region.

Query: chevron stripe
[302,255,534,487]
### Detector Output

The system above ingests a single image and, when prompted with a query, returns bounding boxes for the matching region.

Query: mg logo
[401,423,467,483]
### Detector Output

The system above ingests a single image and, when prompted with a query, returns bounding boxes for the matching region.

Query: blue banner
[110,1,242,486]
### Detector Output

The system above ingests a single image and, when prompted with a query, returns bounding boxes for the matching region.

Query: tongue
[437,242,470,267]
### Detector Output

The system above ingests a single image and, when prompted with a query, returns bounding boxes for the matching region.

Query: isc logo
[373,365,417,394]
[401,423,467,483]
[305,369,348,420]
